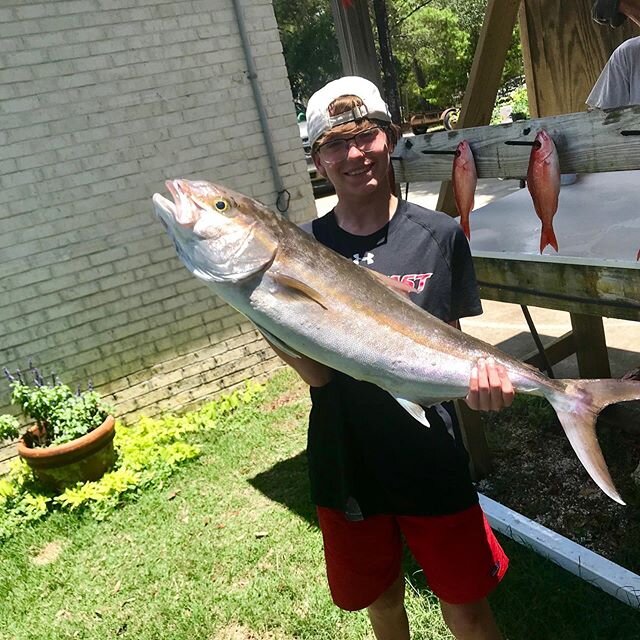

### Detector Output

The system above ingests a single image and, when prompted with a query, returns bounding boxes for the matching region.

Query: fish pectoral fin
[271,273,327,309]
[369,271,413,298]
[393,396,430,428]
[252,322,303,359]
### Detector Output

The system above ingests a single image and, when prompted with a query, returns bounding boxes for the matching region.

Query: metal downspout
[231,0,290,215]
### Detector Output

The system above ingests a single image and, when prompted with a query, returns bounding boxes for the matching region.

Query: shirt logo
[389,272,433,293]
[353,252,374,265]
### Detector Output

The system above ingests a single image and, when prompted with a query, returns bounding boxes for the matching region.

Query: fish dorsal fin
[393,396,430,428]
[271,273,327,309]
[369,270,413,298]
[252,322,302,359]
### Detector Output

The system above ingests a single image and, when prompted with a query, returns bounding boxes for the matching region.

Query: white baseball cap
[305,76,392,149]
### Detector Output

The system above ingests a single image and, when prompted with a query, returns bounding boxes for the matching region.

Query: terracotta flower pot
[17,416,117,492]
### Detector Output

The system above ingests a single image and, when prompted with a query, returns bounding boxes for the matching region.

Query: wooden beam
[454,401,492,480]
[473,257,640,322]
[458,0,523,126]
[393,105,640,182]
[436,0,522,215]
[329,0,381,89]
[519,0,639,118]
[522,331,576,369]
[570,313,611,378]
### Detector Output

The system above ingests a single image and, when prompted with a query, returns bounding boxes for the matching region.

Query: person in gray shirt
[587,0,640,108]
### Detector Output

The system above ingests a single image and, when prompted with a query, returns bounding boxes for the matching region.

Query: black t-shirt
[301,199,483,519]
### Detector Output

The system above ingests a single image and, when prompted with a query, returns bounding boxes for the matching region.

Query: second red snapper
[452,140,477,240]
[527,130,560,253]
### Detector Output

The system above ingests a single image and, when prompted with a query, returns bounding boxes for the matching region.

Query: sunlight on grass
[1,369,638,640]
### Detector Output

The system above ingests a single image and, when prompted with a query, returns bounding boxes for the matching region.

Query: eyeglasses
[316,126,386,164]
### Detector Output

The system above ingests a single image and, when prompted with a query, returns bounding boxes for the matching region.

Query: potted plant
[0,366,116,491]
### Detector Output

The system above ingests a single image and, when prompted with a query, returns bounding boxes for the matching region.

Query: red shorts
[316,503,508,610]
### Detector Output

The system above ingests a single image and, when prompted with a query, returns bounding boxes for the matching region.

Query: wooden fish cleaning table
[469,169,640,378]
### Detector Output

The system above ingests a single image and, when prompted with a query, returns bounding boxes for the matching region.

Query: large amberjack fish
[527,129,561,253]
[153,179,640,504]
[452,140,478,240]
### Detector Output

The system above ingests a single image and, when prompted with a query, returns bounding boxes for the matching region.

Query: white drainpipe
[231,0,290,215]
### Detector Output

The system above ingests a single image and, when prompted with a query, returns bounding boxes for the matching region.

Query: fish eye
[214,198,230,212]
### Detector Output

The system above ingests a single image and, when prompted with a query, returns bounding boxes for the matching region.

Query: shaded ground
[478,398,640,574]
[270,370,640,576]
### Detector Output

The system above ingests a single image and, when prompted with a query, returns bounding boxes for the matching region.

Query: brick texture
[0,0,315,465]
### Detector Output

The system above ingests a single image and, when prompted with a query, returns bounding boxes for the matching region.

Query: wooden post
[329,0,381,89]
[570,313,612,378]
[455,401,493,480]
[436,0,522,215]
[519,0,639,118]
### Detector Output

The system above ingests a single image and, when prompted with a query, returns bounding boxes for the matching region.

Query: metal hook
[504,140,538,146]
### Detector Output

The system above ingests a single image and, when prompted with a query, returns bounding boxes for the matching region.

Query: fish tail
[546,378,640,504]
[460,214,471,241]
[539,224,559,253]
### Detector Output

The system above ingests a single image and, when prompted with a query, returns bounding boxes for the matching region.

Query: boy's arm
[263,337,332,387]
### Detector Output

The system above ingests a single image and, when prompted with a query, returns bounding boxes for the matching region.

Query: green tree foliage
[273,0,524,114]
[272,0,342,102]
[392,3,470,110]
[391,0,524,114]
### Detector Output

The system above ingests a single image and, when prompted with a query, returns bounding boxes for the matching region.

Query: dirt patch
[263,375,308,413]
[31,539,67,566]
[478,399,640,573]
[212,623,290,640]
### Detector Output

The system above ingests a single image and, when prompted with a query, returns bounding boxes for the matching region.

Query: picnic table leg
[569,313,611,379]
[455,401,492,481]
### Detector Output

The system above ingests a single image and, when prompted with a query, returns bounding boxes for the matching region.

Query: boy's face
[312,120,394,199]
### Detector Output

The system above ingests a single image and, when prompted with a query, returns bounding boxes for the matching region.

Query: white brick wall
[0,0,316,464]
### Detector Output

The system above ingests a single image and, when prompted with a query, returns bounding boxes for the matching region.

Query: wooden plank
[519,0,639,118]
[523,331,576,369]
[458,0,523,127]
[454,401,492,480]
[329,0,381,88]
[570,313,611,378]
[393,105,640,182]
[436,0,521,215]
[473,257,640,321]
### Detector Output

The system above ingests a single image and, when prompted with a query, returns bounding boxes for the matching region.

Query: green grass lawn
[1,369,639,639]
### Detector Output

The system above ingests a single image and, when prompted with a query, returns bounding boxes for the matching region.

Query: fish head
[153,179,278,283]
[532,130,556,161]
[455,140,471,158]
[453,140,476,174]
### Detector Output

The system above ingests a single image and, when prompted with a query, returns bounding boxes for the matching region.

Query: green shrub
[491,79,530,124]
[1,367,112,447]
[0,382,263,540]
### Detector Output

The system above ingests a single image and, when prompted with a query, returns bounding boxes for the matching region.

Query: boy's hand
[465,357,515,411]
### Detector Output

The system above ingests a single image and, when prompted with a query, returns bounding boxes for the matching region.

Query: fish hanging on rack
[451,140,478,240]
[527,130,561,253]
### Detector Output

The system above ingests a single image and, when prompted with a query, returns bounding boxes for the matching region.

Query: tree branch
[394,0,437,28]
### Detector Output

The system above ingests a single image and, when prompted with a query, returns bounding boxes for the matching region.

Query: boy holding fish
[276,76,515,640]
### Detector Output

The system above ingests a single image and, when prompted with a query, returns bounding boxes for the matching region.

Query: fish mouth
[164,179,203,228]
[152,192,177,231]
